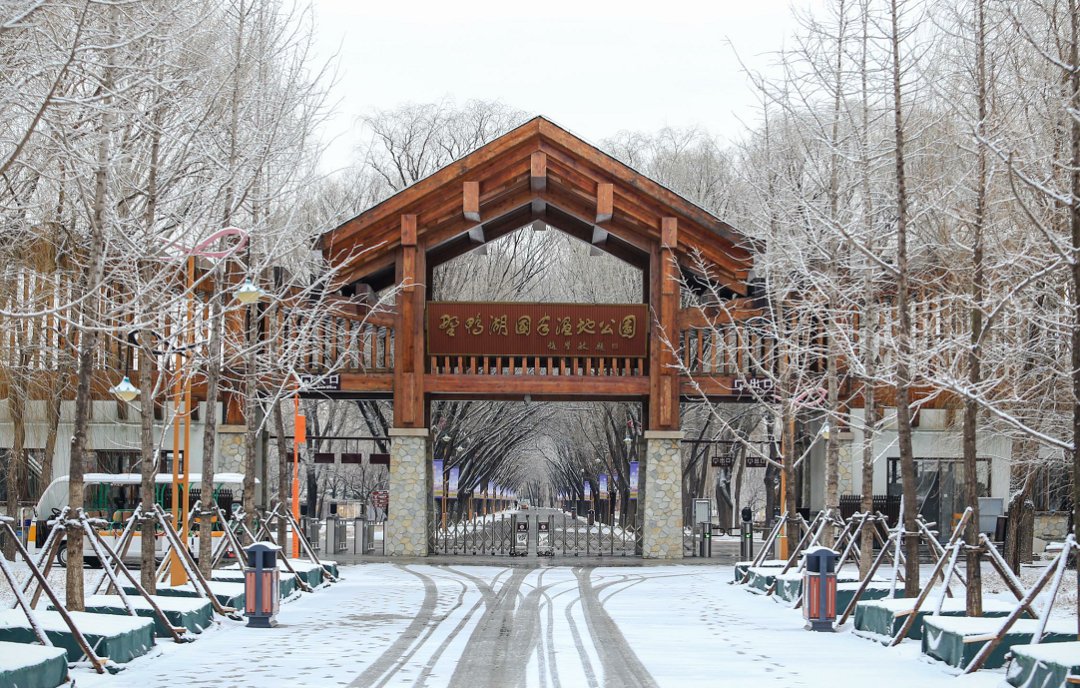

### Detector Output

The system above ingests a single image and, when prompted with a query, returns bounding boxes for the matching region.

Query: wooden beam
[401,215,417,291]
[339,371,393,390]
[393,235,426,428]
[676,302,762,328]
[530,151,547,191]
[401,214,417,246]
[596,182,613,223]
[649,224,681,431]
[661,216,678,250]
[463,181,481,222]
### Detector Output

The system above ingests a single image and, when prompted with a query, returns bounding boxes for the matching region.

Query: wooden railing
[678,322,778,378]
[428,354,646,377]
[287,311,395,374]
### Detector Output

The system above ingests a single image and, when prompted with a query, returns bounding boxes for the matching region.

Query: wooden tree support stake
[78,511,187,643]
[0,519,105,673]
[964,536,1077,674]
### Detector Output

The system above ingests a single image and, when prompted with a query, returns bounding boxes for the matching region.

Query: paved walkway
[75,563,1001,688]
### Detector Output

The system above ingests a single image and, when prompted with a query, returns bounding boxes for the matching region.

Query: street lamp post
[112,227,256,586]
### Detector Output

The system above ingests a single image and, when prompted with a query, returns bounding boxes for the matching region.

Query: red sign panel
[426,302,649,358]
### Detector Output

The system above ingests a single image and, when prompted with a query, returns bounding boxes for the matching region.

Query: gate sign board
[427,302,649,358]
[514,518,530,555]
[537,520,552,555]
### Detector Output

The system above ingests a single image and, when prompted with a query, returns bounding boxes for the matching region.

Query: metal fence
[430,511,641,557]
[430,512,515,555]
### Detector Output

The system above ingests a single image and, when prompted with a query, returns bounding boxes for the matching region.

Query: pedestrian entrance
[318,116,757,559]
[431,508,642,557]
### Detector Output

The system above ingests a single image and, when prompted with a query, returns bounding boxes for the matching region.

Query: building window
[887,456,991,532]
[1031,463,1073,512]
[91,450,140,474]
[0,449,44,504]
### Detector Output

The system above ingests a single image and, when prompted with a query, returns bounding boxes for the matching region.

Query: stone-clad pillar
[384,428,430,556]
[642,430,684,559]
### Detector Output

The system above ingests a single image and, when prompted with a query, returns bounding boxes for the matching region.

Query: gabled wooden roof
[321,116,753,294]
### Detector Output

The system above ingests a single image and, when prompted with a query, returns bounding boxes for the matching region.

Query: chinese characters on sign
[733,378,776,395]
[427,302,649,358]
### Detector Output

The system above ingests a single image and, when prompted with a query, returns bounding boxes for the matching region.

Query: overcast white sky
[309,0,820,173]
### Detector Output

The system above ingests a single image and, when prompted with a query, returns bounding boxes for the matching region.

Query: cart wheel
[56,544,68,568]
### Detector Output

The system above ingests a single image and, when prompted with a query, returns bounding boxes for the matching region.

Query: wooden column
[648,217,680,431]
[393,214,426,429]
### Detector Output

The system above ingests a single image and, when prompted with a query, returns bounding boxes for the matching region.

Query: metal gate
[430,512,515,555]
[551,513,640,557]
[430,510,641,557]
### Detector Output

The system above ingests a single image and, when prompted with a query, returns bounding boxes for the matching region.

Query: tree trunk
[41,375,63,495]
[138,341,157,593]
[824,326,841,547]
[961,0,989,619]
[67,1,115,600]
[783,406,798,554]
[139,98,163,591]
[274,400,289,545]
[198,282,222,578]
[4,371,27,561]
[859,394,877,578]
[888,0,921,600]
[1068,0,1080,639]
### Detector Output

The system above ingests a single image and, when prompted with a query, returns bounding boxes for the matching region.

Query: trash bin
[245,542,281,628]
[802,546,838,632]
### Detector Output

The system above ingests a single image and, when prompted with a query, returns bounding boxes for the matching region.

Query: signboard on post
[513,518,529,557]
[427,302,649,358]
[599,474,608,499]
[537,519,552,556]
[694,499,711,525]
[371,490,389,510]
[628,462,639,499]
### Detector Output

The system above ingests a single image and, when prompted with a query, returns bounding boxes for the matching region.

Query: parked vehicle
[30,472,250,568]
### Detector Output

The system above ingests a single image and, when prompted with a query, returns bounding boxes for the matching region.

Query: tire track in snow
[349,565,467,688]
[574,568,660,688]
[444,567,536,688]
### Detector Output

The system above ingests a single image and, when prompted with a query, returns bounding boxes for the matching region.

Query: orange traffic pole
[292,394,304,559]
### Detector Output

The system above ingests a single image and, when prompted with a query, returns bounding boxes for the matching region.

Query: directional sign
[299,373,341,392]
[371,490,389,509]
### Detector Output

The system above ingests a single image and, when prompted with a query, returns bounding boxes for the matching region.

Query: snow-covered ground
[0,559,1075,687]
